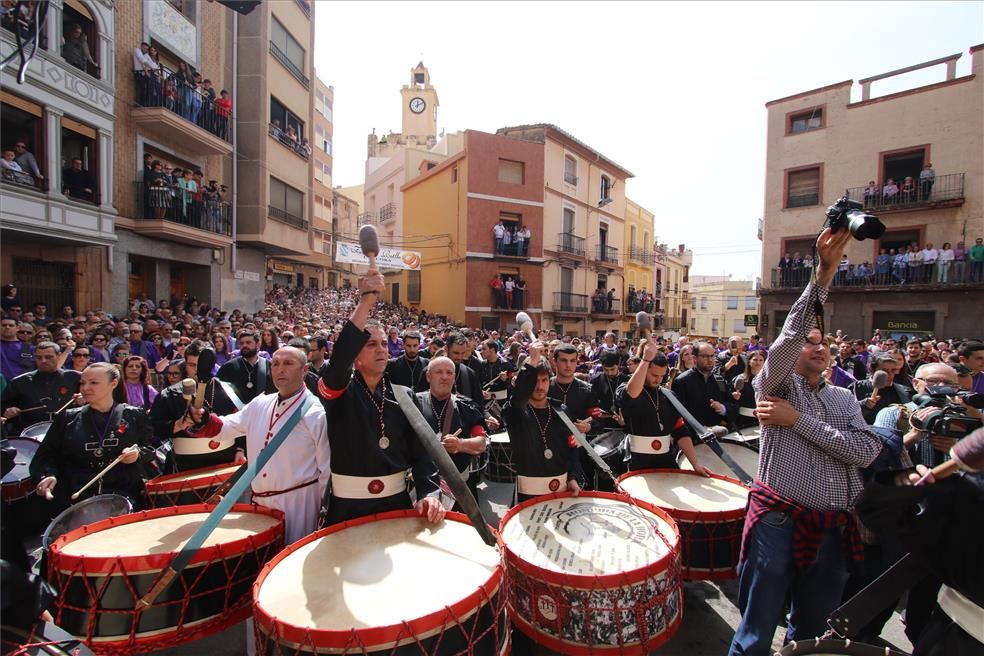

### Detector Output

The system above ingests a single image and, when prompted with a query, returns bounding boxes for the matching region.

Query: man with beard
[619,340,708,473]
[2,342,80,435]
[549,343,602,435]
[836,341,867,380]
[301,336,329,394]
[149,340,242,471]
[590,351,626,431]
[418,356,487,509]
[900,339,926,388]
[386,330,428,389]
[715,336,746,382]
[671,341,736,429]
[317,269,443,526]
[217,329,276,404]
[504,341,583,503]
[477,338,513,398]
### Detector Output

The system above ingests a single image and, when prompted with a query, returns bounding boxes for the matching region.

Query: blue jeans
[728,511,850,656]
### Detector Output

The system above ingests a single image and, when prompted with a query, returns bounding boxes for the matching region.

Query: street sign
[744,314,758,327]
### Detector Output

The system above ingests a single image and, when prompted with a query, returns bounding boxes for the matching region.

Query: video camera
[910,385,984,439]
[824,196,885,241]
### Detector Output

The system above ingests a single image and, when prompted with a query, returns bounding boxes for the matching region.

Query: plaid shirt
[752,281,883,511]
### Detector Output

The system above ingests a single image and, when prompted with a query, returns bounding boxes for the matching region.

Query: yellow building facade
[689,278,757,339]
[623,198,656,333]
[662,246,693,333]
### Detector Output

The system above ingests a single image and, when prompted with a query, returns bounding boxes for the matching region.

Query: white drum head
[58,511,280,558]
[492,389,508,400]
[500,496,676,576]
[489,431,510,444]
[255,515,499,632]
[680,443,759,479]
[166,464,240,484]
[620,471,747,514]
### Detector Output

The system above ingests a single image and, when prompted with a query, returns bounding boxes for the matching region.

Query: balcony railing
[625,297,657,314]
[294,0,311,16]
[628,247,653,264]
[269,41,310,87]
[133,70,231,143]
[767,264,981,290]
[593,245,620,265]
[269,123,311,160]
[1,168,44,193]
[357,212,376,226]
[590,295,620,315]
[556,232,585,257]
[662,316,686,331]
[135,181,231,236]
[379,202,396,222]
[490,289,528,311]
[564,172,578,185]
[269,205,308,230]
[845,172,965,213]
[553,292,588,314]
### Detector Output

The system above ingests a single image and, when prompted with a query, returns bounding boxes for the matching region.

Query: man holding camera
[729,227,885,656]
[850,352,911,424]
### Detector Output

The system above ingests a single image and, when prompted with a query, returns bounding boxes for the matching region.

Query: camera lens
[846,211,886,241]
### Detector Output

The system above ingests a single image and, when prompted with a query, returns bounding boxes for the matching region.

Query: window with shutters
[408,270,421,302]
[497,159,524,184]
[270,17,307,85]
[564,155,577,185]
[785,165,822,208]
[269,177,305,228]
[787,106,825,135]
[700,296,708,310]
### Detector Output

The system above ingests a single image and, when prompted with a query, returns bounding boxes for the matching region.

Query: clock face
[409,97,426,114]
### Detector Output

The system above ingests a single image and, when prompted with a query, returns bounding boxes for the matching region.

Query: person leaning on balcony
[133,42,155,105]
[899,176,916,203]
[514,223,526,256]
[13,141,41,182]
[62,23,98,73]
[61,158,95,201]
[921,243,938,283]
[970,237,984,283]
[952,240,968,283]
[492,219,504,254]
[936,242,954,284]
[215,89,232,139]
[147,160,171,220]
[862,180,878,206]
[919,162,935,199]
[881,178,898,204]
[1,149,26,176]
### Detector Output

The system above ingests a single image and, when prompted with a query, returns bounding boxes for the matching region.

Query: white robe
[208,388,329,544]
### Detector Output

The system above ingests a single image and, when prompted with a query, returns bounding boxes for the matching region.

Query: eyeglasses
[916,376,953,385]
[93,336,106,341]
[74,352,90,358]
[17,330,33,335]
[115,353,130,358]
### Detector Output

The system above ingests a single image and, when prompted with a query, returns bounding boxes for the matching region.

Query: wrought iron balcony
[556,232,585,257]
[844,172,965,213]
[766,263,980,291]
[593,245,620,265]
[590,294,620,315]
[628,247,653,265]
[269,205,308,230]
[379,202,396,222]
[553,292,588,314]
[269,41,309,88]
[268,123,311,160]
[357,212,376,226]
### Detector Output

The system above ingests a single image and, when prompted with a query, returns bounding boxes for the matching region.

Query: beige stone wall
[762,47,984,282]
[690,280,757,338]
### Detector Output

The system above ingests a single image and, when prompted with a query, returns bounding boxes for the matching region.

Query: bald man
[190,347,329,543]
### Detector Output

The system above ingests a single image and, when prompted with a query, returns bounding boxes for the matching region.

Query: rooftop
[497,123,635,179]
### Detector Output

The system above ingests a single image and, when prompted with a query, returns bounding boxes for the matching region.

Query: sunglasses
[17,330,33,334]
[115,353,130,358]
[74,352,90,358]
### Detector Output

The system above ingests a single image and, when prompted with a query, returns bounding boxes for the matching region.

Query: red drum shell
[499,491,683,655]
[47,503,284,654]
[1,438,39,502]
[144,462,239,507]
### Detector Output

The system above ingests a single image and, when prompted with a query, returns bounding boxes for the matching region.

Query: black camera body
[825,196,886,241]
[911,386,984,438]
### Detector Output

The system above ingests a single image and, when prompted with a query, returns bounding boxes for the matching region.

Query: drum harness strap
[135,394,313,610]
[392,385,497,547]
[657,387,754,486]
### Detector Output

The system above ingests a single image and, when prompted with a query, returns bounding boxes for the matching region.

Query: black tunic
[386,354,428,390]
[30,404,154,511]
[416,392,487,473]
[477,359,514,394]
[216,356,275,405]
[1,368,81,434]
[617,383,691,470]
[670,367,736,428]
[149,379,241,471]
[319,322,440,525]
[503,364,583,500]
[305,361,329,395]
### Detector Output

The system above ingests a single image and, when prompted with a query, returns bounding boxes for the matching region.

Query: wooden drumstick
[53,397,78,415]
[71,452,127,500]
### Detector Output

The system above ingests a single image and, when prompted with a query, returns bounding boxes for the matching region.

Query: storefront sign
[743,314,758,327]
[272,263,294,273]
[872,311,935,333]
[336,242,421,271]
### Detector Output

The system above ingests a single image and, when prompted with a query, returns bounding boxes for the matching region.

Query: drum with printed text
[618,469,748,580]
[499,491,682,655]
[252,509,508,655]
[486,431,514,483]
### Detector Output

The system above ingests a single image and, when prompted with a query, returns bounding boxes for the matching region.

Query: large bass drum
[253,509,507,655]
[47,504,284,654]
[499,491,682,655]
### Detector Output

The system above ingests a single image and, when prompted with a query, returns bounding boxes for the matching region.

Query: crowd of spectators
[133,42,232,141]
[268,120,312,159]
[777,236,984,287]
[491,220,532,256]
[861,163,936,207]
[140,153,228,232]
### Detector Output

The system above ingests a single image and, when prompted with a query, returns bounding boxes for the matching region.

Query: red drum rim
[498,490,681,589]
[145,463,239,493]
[48,503,284,574]
[617,468,748,522]
[252,509,503,651]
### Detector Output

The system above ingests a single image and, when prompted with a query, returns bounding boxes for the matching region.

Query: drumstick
[53,397,77,415]
[71,452,127,500]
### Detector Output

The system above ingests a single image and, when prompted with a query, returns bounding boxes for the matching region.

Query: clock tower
[400,61,439,142]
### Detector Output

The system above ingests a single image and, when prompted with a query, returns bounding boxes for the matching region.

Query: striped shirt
[752,281,883,511]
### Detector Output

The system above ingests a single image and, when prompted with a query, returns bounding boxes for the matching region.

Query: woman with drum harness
[31,362,155,511]
[618,339,711,474]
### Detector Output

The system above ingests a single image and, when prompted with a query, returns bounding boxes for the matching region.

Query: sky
[313,1,983,281]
